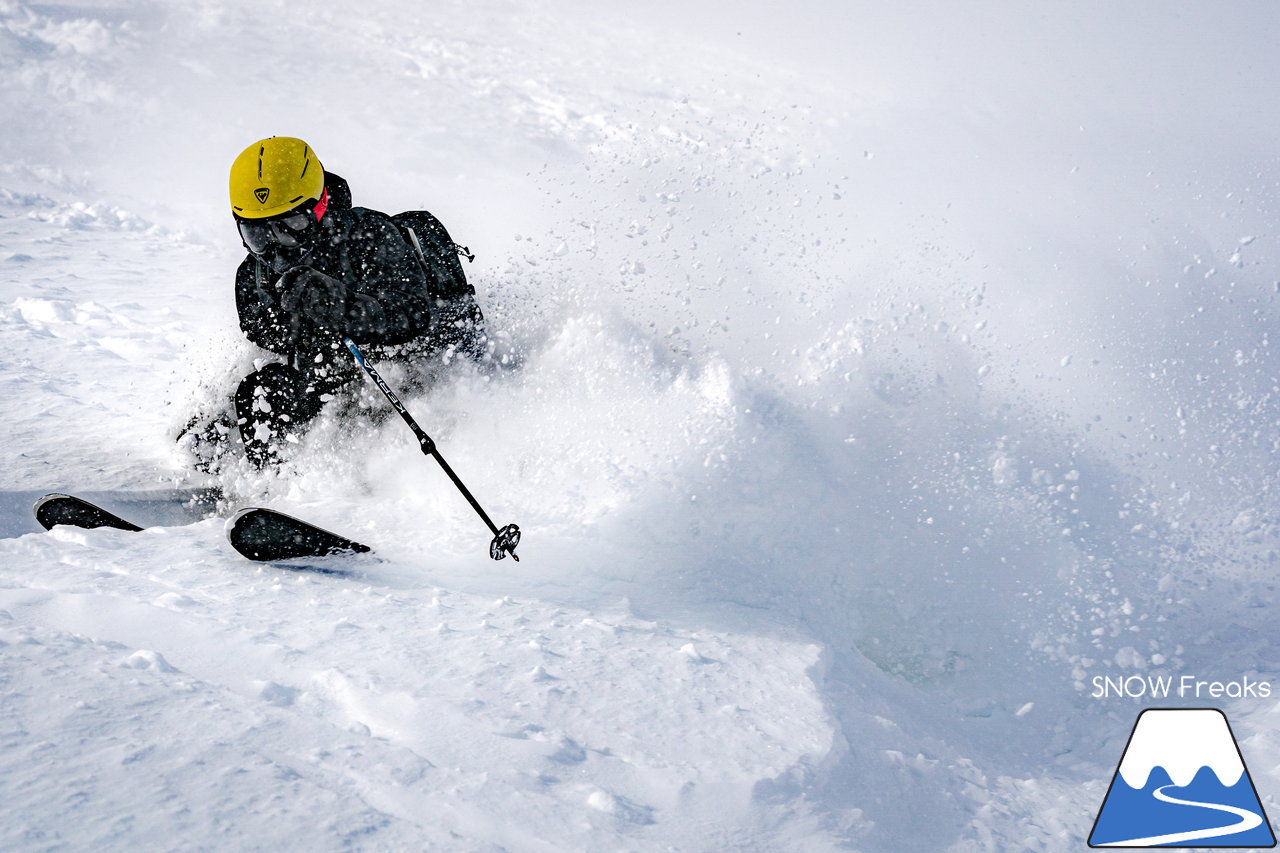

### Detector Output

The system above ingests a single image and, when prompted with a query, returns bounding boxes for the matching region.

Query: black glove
[278,266,348,332]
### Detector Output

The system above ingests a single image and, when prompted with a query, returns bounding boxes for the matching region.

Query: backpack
[391,210,476,302]
[391,210,485,354]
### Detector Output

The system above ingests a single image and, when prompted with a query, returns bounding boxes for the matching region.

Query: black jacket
[235,172,465,369]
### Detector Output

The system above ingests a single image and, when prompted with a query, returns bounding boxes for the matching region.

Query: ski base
[225,507,372,562]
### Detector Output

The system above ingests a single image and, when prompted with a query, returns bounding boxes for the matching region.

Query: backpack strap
[404,226,430,275]
[404,226,474,272]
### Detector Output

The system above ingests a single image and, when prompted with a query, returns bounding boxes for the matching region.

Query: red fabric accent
[313,187,329,223]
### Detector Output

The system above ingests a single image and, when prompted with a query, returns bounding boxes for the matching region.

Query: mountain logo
[254,187,270,204]
[1089,708,1276,847]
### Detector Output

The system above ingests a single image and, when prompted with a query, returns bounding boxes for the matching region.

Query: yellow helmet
[229,137,324,220]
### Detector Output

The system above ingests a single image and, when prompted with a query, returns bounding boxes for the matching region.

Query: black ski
[32,493,371,563]
[30,487,221,535]
[34,493,144,532]
[225,507,372,561]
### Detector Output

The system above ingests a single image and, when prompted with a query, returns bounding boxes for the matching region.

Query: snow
[0,536,829,850]
[4,0,1280,850]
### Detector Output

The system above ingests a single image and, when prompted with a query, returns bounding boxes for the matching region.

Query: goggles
[236,189,329,255]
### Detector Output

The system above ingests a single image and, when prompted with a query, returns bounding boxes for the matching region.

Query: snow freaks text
[1091,675,1272,700]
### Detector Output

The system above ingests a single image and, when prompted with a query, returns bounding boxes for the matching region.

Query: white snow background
[3,0,1280,850]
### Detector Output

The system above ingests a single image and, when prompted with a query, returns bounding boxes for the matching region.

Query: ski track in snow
[4,0,1280,850]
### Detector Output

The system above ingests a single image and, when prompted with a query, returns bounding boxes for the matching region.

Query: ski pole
[343,337,521,561]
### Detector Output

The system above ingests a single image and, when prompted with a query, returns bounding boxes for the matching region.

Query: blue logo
[1090,708,1276,847]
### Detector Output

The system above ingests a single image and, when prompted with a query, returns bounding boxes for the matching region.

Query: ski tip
[32,493,73,531]
[32,493,145,533]
[226,506,372,562]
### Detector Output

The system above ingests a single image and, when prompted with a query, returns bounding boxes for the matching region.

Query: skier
[181,136,484,469]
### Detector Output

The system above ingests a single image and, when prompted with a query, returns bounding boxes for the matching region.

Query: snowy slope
[4,0,1280,850]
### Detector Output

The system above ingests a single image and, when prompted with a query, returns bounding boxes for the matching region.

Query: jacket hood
[322,171,353,217]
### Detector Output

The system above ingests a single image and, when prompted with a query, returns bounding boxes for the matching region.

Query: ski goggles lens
[237,209,315,254]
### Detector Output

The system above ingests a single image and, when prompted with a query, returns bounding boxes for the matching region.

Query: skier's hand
[279,266,347,332]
